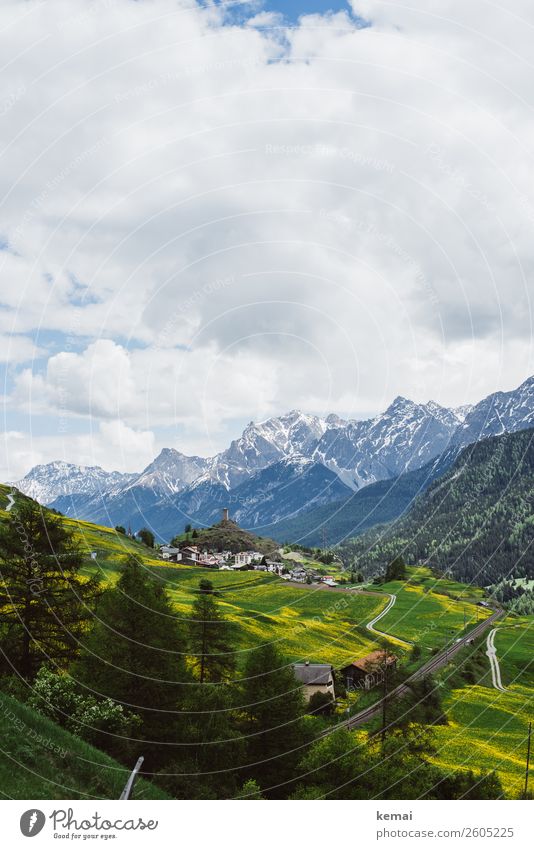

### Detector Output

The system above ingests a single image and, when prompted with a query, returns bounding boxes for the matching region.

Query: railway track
[325,608,503,734]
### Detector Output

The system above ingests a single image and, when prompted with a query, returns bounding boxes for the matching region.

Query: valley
[2,377,533,801]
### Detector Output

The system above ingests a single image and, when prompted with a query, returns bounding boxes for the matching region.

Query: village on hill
[159,508,341,586]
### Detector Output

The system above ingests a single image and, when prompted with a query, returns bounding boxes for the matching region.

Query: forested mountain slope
[338,428,534,586]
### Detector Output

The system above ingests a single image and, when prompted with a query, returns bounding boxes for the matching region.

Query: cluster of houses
[159,543,286,572]
[160,542,340,585]
[282,566,338,586]
[293,651,398,702]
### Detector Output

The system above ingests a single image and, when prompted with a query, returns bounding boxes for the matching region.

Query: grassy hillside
[338,428,534,586]
[374,567,490,663]
[0,484,163,570]
[3,483,531,799]
[431,617,534,798]
[148,565,385,668]
[109,564,492,674]
[0,690,168,800]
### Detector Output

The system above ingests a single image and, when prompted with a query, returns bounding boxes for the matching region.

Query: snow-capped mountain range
[15,461,136,506]
[13,376,534,541]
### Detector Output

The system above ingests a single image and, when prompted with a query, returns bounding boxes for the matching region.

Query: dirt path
[486,627,507,691]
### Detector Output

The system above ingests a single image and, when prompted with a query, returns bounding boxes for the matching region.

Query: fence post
[120,756,144,800]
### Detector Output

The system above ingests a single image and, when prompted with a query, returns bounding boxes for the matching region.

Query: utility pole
[524,721,532,799]
[322,527,328,556]
[380,648,389,748]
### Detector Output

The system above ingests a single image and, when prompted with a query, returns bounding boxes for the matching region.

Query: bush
[137,528,155,548]
[28,667,141,760]
[308,691,334,716]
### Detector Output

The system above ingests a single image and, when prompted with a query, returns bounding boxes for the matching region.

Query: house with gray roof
[293,661,335,701]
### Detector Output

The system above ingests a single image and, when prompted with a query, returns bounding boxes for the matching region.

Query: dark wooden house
[341,651,397,691]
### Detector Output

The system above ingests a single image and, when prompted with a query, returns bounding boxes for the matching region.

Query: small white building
[290,568,308,582]
[266,561,284,575]
[293,662,335,701]
[234,552,253,567]
[160,545,181,560]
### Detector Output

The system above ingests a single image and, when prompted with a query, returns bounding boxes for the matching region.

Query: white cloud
[0,333,43,364]
[1,0,534,471]
[0,421,156,482]
[11,338,280,434]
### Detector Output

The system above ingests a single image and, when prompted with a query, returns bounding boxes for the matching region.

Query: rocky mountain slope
[14,461,135,505]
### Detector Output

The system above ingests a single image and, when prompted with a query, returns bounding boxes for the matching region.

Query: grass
[159,571,387,668]
[430,617,534,798]
[66,518,163,569]
[368,567,492,662]
[83,562,497,672]
[0,691,169,800]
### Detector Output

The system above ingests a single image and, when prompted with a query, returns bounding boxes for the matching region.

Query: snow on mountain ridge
[124,448,209,495]
[15,461,135,505]
[15,377,534,522]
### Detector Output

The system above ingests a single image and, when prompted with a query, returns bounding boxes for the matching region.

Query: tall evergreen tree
[75,556,189,751]
[241,642,307,797]
[385,555,407,581]
[0,499,100,679]
[188,579,235,683]
[160,683,244,799]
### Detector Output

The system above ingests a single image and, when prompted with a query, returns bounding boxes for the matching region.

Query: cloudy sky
[1,0,534,480]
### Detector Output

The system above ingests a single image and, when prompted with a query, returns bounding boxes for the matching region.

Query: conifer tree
[75,556,188,749]
[0,499,99,679]
[188,579,235,683]
[241,642,306,796]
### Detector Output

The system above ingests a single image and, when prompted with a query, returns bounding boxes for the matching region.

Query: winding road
[486,628,507,691]
[324,608,503,735]
[366,593,412,648]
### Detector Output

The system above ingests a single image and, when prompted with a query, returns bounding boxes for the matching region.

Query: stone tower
[222,508,229,522]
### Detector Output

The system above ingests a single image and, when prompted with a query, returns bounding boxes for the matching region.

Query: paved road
[486,628,507,691]
[366,593,412,648]
[327,608,503,734]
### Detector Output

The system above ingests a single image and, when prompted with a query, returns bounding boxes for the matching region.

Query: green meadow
[66,517,164,568]
[431,618,534,798]
[153,567,386,668]
[373,567,491,658]
[81,559,498,671]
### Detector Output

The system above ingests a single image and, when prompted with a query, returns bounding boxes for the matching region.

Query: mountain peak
[384,395,416,414]
[325,412,346,426]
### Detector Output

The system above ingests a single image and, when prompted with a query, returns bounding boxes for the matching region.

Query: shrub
[28,667,141,760]
[308,691,334,716]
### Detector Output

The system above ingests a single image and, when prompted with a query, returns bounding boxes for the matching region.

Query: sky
[1,0,534,480]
